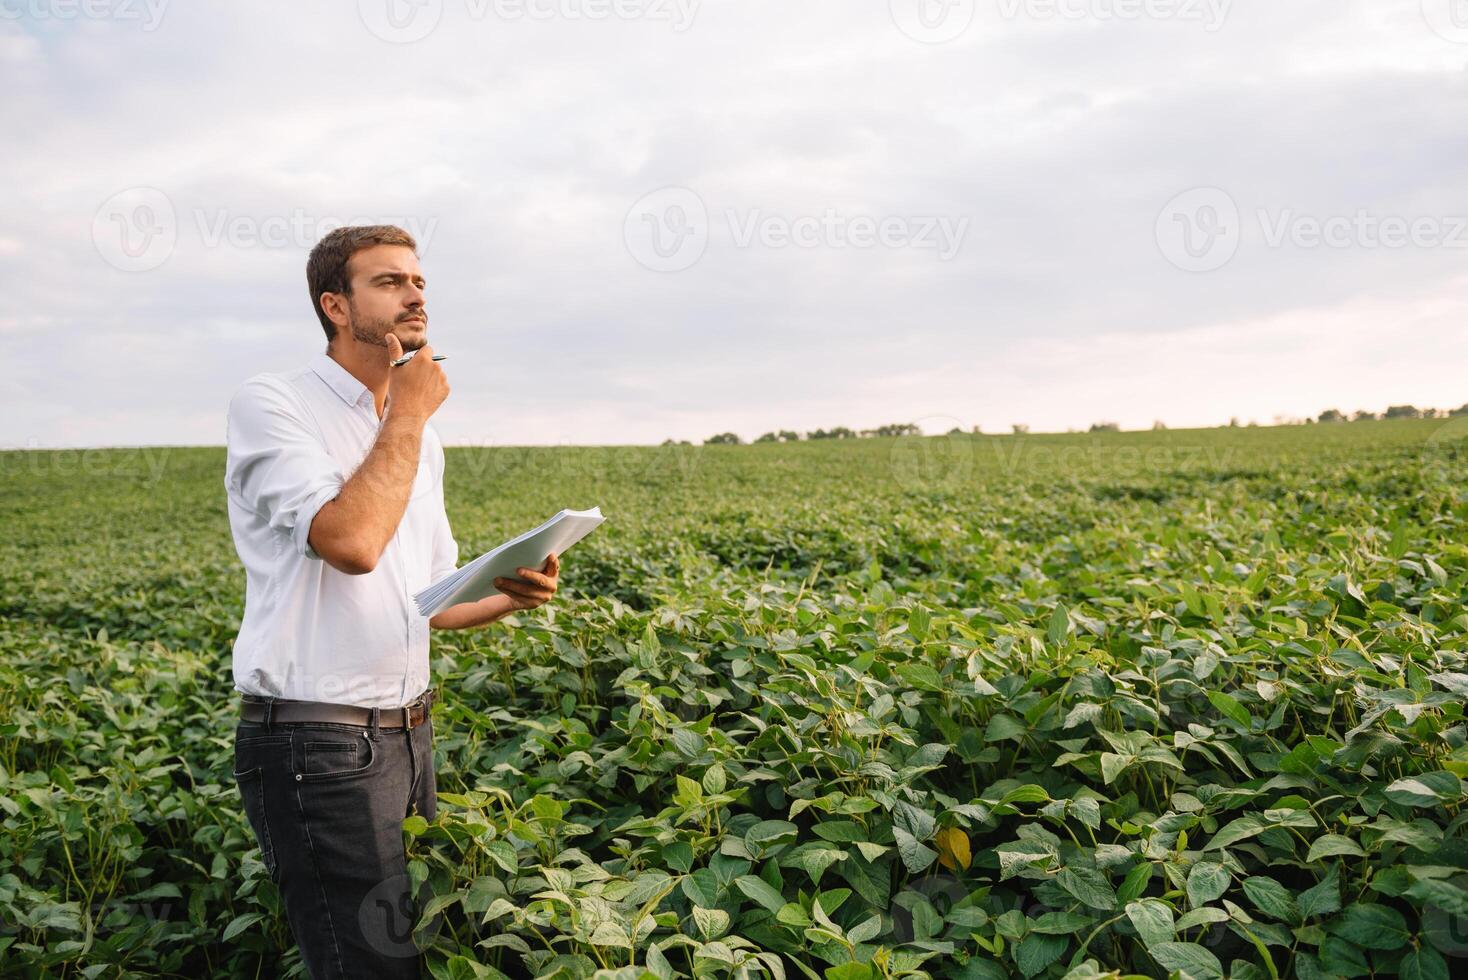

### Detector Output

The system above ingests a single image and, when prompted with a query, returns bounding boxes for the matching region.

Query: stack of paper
[413,507,606,617]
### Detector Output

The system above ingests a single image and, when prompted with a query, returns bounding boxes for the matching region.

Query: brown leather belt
[240,688,436,730]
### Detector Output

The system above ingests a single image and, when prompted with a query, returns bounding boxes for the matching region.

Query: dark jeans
[232,709,436,980]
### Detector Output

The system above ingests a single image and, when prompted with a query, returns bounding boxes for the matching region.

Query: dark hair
[306,225,418,341]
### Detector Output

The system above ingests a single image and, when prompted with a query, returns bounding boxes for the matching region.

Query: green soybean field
[4,420,1468,980]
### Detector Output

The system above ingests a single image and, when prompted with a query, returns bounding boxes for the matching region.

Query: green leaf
[1207,691,1252,729]
[1015,932,1068,978]
[998,784,1051,806]
[893,827,939,875]
[1100,753,1133,785]
[734,875,786,914]
[674,774,703,806]
[1319,936,1369,976]
[1328,903,1409,950]
[1149,941,1224,980]
[701,763,727,796]
[221,912,266,942]
[824,964,875,980]
[1406,877,1468,916]
[745,820,798,857]
[1117,862,1154,905]
[779,843,847,886]
[776,902,812,927]
[1241,876,1297,922]
[1028,910,1092,934]
[848,913,882,944]
[1307,835,1364,862]
[1186,862,1230,906]
[662,841,694,874]
[1056,866,1117,910]
[484,839,518,875]
[1298,864,1342,920]
[1175,907,1230,931]
[1384,771,1462,807]
[1400,946,1449,980]
[1125,899,1176,948]
[1206,815,1266,851]
[895,663,944,693]
[908,605,932,641]
[691,905,730,940]
[1047,604,1071,645]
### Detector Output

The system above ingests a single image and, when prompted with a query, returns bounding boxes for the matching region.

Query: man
[223,224,559,978]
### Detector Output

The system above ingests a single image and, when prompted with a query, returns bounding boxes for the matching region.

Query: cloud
[4,0,1467,446]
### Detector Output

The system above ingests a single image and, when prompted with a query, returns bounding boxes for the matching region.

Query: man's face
[341,244,427,351]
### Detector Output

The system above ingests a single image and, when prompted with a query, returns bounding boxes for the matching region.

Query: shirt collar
[309,352,371,409]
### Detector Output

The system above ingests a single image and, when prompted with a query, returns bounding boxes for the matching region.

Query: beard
[347,303,427,351]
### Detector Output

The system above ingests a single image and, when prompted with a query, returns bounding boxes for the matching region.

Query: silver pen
[390,351,448,367]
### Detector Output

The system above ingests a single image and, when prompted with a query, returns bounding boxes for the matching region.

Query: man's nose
[404,281,425,308]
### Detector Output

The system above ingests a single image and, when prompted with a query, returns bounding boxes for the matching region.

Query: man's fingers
[513,568,556,588]
[543,553,559,574]
[495,577,551,599]
[386,333,403,361]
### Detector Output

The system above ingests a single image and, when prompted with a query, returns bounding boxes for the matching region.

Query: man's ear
[320,292,350,332]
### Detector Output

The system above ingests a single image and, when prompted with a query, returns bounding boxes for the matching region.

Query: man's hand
[494,552,560,611]
[384,333,450,421]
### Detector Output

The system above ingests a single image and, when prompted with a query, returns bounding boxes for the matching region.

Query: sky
[4,0,1468,448]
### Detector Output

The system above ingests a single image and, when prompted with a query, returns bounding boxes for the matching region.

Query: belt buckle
[403,704,415,731]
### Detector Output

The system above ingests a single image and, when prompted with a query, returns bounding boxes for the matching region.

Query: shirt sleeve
[225,378,345,560]
[428,429,459,581]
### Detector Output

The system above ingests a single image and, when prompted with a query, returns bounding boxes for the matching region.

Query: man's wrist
[384,407,430,428]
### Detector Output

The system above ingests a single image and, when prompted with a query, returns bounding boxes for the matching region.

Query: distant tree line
[695,423,929,446]
[666,406,1467,446]
[1316,405,1468,422]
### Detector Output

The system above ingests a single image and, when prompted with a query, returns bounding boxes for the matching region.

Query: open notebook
[413,507,605,617]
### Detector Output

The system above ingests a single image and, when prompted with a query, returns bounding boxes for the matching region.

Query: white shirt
[223,351,458,709]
